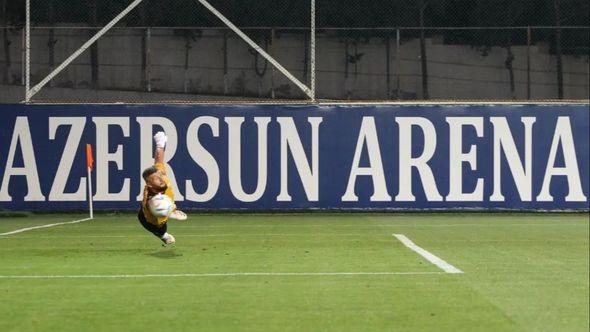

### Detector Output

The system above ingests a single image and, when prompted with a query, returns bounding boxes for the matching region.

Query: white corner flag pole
[87,166,94,219]
[86,144,94,219]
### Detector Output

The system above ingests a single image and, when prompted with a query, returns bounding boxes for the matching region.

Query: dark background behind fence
[1,0,588,102]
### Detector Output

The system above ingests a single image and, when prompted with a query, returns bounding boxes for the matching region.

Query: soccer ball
[148,194,174,217]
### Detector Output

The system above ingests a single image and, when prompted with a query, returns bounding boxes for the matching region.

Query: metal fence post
[270,28,275,99]
[395,28,401,99]
[48,1,55,88]
[553,0,564,99]
[310,0,316,102]
[146,28,152,92]
[385,35,391,99]
[2,26,12,85]
[1,0,7,84]
[526,26,531,100]
[21,27,24,86]
[140,28,147,91]
[223,29,228,95]
[183,34,190,94]
[90,1,99,90]
[25,0,30,102]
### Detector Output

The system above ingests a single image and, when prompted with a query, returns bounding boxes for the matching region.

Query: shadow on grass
[147,250,183,259]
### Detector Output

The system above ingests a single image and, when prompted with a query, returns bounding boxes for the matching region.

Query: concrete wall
[1,28,588,102]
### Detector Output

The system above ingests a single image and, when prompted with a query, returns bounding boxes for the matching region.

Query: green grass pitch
[0,212,588,331]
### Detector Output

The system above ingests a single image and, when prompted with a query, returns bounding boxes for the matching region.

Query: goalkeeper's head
[142,166,167,193]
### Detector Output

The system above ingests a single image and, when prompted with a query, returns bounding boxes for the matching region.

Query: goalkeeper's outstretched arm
[154,146,165,165]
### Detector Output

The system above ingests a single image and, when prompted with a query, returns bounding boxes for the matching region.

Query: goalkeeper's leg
[137,209,175,244]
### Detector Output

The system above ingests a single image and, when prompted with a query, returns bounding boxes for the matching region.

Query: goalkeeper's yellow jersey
[141,163,175,226]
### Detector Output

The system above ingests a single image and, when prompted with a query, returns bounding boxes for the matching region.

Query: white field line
[172,223,586,228]
[74,223,586,229]
[0,218,93,236]
[0,234,572,243]
[0,271,444,279]
[0,233,378,239]
[393,234,463,274]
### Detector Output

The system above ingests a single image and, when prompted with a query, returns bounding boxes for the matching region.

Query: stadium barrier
[0,103,588,211]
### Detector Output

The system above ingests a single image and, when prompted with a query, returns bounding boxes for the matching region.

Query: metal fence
[0,0,588,103]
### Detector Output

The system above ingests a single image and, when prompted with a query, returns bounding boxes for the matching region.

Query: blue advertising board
[0,104,588,211]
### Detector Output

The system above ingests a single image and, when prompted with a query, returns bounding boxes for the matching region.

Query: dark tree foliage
[9,0,583,28]
[2,0,587,53]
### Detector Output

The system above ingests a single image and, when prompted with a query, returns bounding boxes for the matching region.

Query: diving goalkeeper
[138,131,187,245]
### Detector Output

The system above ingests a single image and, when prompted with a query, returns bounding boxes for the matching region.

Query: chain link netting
[0,0,588,103]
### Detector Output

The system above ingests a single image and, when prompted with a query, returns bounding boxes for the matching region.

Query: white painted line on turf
[0,218,93,236]
[0,234,576,244]
[154,223,590,228]
[393,234,463,274]
[0,233,383,239]
[56,223,588,231]
[0,271,445,279]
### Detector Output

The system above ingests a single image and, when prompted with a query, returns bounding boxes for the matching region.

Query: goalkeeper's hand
[154,131,167,149]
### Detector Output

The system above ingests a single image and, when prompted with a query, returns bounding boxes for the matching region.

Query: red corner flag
[86,144,94,171]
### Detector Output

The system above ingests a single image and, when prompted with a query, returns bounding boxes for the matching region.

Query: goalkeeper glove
[154,131,167,149]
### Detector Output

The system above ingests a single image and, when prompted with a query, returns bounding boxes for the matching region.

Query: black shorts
[137,208,167,238]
